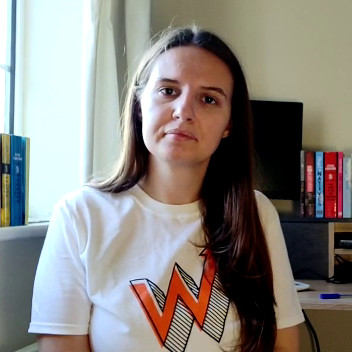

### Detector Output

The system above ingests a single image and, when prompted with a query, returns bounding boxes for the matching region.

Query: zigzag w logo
[130,250,230,352]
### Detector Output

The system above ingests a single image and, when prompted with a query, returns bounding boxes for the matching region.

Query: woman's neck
[139,162,206,205]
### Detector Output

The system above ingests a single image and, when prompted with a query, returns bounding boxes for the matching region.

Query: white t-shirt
[29,185,304,351]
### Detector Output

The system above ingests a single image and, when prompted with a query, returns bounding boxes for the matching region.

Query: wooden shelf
[279,214,352,223]
[335,249,352,255]
[280,219,352,280]
[329,222,352,277]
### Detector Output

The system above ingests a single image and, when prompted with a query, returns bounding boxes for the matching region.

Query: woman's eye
[159,87,176,96]
[203,96,217,105]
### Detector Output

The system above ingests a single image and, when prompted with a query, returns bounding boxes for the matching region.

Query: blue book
[10,135,24,226]
[22,136,30,224]
[343,156,352,218]
[315,151,324,218]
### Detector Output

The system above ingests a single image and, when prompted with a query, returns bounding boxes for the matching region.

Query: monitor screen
[251,100,303,200]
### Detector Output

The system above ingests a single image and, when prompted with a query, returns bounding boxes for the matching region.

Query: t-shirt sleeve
[28,197,91,335]
[255,192,305,329]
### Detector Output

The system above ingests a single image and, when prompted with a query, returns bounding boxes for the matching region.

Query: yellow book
[1,134,10,226]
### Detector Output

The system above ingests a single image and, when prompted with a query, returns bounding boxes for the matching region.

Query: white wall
[17,0,84,221]
[151,0,352,153]
[17,0,351,219]
[21,0,352,219]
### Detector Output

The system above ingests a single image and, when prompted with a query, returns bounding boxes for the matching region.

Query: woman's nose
[172,94,195,121]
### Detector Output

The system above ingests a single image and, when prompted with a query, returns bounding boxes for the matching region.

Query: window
[0,0,16,134]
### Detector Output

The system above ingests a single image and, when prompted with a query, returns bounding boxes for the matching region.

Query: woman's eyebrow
[155,78,228,100]
[156,77,179,84]
[201,86,228,99]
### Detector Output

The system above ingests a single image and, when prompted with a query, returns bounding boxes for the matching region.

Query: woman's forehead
[146,46,233,91]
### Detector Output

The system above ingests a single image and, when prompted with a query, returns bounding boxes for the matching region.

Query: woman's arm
[274,325,300,352]
[38,334,91,352]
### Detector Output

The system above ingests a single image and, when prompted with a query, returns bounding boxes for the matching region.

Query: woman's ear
[222,130,230,138]
[222,123,231,138]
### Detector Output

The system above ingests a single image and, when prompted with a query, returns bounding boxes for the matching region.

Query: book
[300,150,305,217]
[343,155,352,218]
[0,135,2,223]
[10,134,24,226]
[324,152,337,218]
[22,137,30,225]
[337,152,344,218]
[315,151,324,218]
[1,134,11,226]
[305,151,315,217]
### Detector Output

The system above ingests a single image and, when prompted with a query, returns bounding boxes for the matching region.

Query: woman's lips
[165,129,198,141]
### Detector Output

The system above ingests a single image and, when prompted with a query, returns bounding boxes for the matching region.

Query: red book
[324,152,337,218]
[300,150,305,217]
[337,152,344,218]
[305,151,315,217]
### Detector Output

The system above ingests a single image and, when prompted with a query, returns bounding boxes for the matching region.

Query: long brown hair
[92,25,276,351]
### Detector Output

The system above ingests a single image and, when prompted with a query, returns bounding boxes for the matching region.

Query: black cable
[303,309,320,352]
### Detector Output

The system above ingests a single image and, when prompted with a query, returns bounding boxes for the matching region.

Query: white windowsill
[0,222,48,241]
[15,343,38,352]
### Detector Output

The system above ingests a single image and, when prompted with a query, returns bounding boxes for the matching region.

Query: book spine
[343,156,352,218]
[10,135,24,226]
[337,152,344,218]
[0,135,2,223]
[315,151,324,218]
[305,151,315,217]
[300,150,305,217]
[324,152,337,218]
[22,137,30,225]
[1,134,11,226]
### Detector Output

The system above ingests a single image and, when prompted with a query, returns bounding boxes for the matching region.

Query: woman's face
[140,45,233,172]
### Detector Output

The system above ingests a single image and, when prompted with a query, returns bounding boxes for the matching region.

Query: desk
[298,280,352,310]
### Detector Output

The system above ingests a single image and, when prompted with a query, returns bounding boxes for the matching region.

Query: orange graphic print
[130,250,230,352]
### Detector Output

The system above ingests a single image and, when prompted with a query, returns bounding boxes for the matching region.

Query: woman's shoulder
[254,189,274,209]
[254,190,280,225]
[55,185,133,213]
[58,185,108,204]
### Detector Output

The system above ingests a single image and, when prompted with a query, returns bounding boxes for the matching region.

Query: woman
[29,25,304,351]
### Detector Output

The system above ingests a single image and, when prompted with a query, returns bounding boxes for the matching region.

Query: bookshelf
[280,215,352,280]
[328,222,352,278]
[279,214,352,223]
